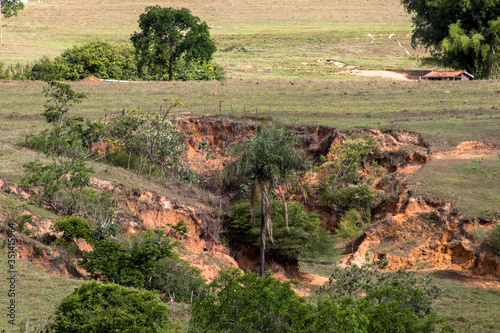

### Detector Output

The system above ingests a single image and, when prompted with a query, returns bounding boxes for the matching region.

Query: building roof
[423,70,474,79]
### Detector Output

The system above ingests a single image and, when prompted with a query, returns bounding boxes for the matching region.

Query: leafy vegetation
[79,230,176,288]
[224,124,310,275]
[190,269,314,333]
[189,267,453,333]
[337,208,370,253]
[402,0,500,78]
[30,40,138,81]
[27,39,225,82]
[53,215,93,243]
[227,201,337,265]
[47,281,183,333]
[131,6,217,81]
[315,257,453,333]
[318,135,379,211]
[79,229,205,302]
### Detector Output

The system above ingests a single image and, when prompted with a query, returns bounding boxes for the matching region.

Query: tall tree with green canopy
[401,0,500,79]
[131,6,216,81]
[1,0,24,46]
[224,125,310,276]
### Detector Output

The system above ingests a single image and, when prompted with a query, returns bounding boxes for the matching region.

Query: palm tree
[224,125,310,276]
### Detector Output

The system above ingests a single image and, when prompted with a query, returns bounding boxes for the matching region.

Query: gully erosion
[2,117,499,284]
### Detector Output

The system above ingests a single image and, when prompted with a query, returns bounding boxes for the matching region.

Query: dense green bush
[227,201,336,265]
[337,208,369,252]
[79,229,206,301]
[189,267,453,333]
[79,230,177,288]
[189,269,314,333]
[30,56,79,81]
[173,58,226,81]
[28,39,225,81]
[149,257,206,303]
[48,281,183,333]
[314,256,453,332]
[318,136,379,211]
[53,215,93,243]
[31,40,138,81]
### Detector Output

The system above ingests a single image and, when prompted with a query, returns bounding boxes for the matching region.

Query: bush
[53,215,93,243]
[227,201,336,265]
[318,136,379,211]
[189,269,314,333]
[313,256,453,332]
[149,257,206,303]
[31,40,138,81]
[79,230,177,288]
[481,223,500,256]
[188,266,454,333]
[174,58,226,81]
[48,281,183,333]
[337,208,368,252]
[25,38,225,81]
[30,56,79,81]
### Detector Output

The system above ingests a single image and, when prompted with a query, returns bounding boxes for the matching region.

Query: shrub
[53,215,93,243]
[48,281,183,332]
[79,230,177,288]
[337,208,368,253]
[149,257,206,303]
[318,136,379,210]
[481,223,500,256]
[227,201,336,265]
[30,56,79,81]
[317,257,441,318]
[174,58,226,81]
[189,269,314,333]
[31,40,138,81]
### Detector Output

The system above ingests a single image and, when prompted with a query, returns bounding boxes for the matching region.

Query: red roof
[423,70,474,79]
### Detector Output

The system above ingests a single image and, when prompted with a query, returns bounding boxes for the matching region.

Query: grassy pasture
[1,79,499,147]
[432,271,500,333]
[0,0,425,78]
[0,246,83,331]
[409,155,500,218]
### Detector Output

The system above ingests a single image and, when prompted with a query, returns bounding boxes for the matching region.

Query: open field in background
[1,79,499,147]
[0,0,425,78]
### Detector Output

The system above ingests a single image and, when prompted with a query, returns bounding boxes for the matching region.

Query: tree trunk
[168,57,174,81]
[260,193,266,277]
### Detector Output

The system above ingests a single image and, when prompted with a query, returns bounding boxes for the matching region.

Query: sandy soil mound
[80,76,102,82]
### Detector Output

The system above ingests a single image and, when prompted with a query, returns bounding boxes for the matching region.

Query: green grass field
[1,0,424,77]
[0,247,83,331]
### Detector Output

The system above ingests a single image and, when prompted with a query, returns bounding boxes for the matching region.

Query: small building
[423,70,474,81]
